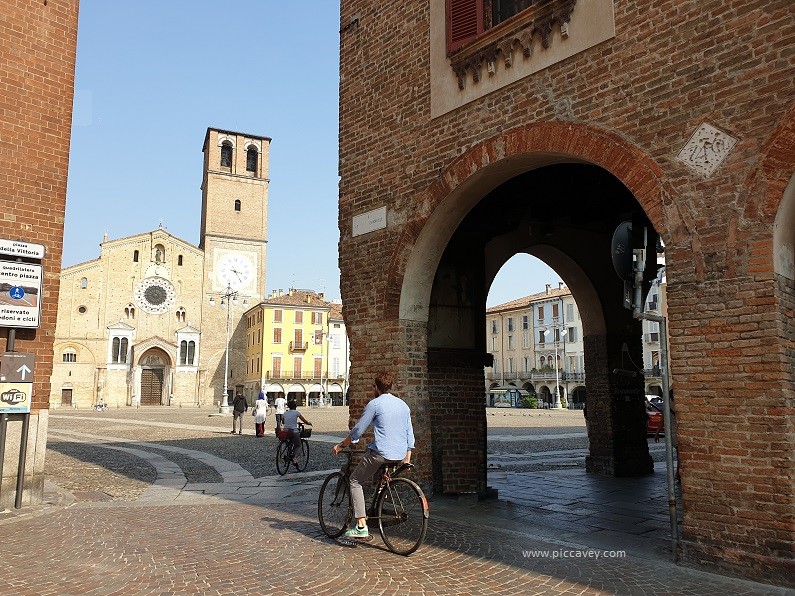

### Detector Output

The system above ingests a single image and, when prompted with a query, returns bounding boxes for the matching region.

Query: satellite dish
[611,221,633,281]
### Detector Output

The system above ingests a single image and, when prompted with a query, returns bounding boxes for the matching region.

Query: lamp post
[543,325,567,409]
[210,283,239,414]
[316,329,331,407]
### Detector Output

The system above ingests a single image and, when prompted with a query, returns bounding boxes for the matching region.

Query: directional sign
[0,382,32,413]
[0,239,45,260]
[0,260,43,328]
[0,352,36,383]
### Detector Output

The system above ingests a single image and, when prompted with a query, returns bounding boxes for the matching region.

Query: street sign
[0,239,45,260]
[0,260,43,328]
[0,382,32,413]
[0,352,35,383]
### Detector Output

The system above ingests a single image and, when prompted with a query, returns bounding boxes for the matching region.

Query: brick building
[338,0,793,585]
[0,0,79,508]
[50,128,270,409]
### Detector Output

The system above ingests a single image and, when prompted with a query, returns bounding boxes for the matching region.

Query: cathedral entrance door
[140,367,165,405]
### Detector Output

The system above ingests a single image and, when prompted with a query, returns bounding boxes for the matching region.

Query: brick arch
[392,121,678,322]
[757,105,795,280]
[752,103,795,223]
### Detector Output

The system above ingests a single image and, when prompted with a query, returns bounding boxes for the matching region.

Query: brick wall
[339,0,794,584]
[0,0,79,506]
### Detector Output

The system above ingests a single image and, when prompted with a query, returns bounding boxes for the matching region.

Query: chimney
[306,295,311,304]
[319,292,324,300]
[278,289,283,297]
[545,283,551,294]
[558,282,564,290]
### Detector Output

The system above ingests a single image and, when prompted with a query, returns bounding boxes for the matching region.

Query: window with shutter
[447,0,483,53]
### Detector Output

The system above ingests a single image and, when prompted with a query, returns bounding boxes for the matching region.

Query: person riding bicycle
[283,399,312,465]
[331,371,415,540]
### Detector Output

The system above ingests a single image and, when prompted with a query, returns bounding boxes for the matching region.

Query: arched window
[133,250,139,262]
[112,337,120,363]
[234,199,241,212]
[220,142,233,167]
[154,244,165,264]
[180,340,196,365]
[120,338,128,363]
[539,356,546,367]
[176,307,186,323]
[177,255,183,266]
[246,147,258,172]
[80,277,87,289]
[125,304,135,319]
[62,348,77,363]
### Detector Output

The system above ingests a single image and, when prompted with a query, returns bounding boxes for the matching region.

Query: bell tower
[199,128,270,407]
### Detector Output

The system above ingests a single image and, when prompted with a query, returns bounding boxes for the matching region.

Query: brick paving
[0,407,787,595]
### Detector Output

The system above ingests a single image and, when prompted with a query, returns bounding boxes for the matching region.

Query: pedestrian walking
[231,391,248,435]
[274,394,287,430]
[252,393,268,437]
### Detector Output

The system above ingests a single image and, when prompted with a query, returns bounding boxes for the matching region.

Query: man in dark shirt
[231,391,248,435]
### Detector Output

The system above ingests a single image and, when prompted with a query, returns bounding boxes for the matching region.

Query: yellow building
[50,128,270,408]
[244,289,348,406]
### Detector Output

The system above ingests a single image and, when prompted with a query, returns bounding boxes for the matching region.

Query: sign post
[0,262,43,329]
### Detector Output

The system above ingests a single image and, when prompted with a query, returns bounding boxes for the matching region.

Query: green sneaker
[343,525,369,539]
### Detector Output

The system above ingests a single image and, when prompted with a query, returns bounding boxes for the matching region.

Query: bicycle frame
[366,462,413,520]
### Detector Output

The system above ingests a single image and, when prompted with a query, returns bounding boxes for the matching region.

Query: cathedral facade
[50,128,269,409]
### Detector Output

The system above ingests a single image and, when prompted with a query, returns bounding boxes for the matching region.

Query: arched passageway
[415,162,660,493]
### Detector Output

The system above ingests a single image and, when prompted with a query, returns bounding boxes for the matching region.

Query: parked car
[646,396,663,435]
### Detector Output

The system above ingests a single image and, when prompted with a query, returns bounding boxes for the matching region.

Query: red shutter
[447,0,484,53]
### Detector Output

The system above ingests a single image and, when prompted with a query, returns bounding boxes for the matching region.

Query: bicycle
[318,449,429,556]
[275,423,311,475]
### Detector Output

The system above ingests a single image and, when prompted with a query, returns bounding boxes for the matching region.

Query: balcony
[288,341,308,352]
[265,370,347,382]
[643,367,662,379]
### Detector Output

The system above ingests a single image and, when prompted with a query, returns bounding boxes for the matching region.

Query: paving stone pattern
[0,407,786,595]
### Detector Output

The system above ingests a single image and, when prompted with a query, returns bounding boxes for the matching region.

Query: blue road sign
[9,286,25,300]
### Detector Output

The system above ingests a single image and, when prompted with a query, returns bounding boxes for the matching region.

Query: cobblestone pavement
[0,407,786,595]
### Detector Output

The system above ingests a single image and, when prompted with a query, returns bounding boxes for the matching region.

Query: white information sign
[0,239,45,260]
[0,261,43,328]
[352,206,387,237]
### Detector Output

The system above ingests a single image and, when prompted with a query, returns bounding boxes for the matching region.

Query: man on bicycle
[331,371,415,540]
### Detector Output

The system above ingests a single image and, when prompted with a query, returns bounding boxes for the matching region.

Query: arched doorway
[137,349,171,406]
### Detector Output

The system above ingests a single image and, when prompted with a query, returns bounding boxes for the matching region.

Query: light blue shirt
[349,393,415,461]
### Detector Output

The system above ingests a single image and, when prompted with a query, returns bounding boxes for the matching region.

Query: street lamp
[316,329,332,407]
[543,325,567,409]
[210,283,240,414]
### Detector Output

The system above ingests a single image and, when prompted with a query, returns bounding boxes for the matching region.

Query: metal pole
[0,413,8,507]
[222,287,231,409]
[320,330,324,407]
[632,231,678,559]
[14,413,29,509]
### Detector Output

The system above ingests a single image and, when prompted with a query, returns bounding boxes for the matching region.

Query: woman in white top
[252,396,268,437]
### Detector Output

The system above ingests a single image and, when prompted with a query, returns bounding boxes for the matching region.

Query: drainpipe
[633,228,679,561]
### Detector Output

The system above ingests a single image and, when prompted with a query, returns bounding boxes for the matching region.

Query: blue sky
[65,1,560,307]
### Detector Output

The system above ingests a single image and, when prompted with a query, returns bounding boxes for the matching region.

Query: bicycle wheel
[318,471,352,538]
[276,441,291,476]
[295,439,310,472]
[377,477,429,556]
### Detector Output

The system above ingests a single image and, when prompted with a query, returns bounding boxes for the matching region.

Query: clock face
[217,253,254,290]
[134,278,176,315]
